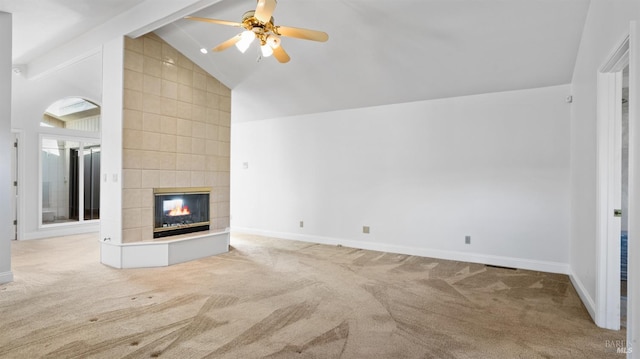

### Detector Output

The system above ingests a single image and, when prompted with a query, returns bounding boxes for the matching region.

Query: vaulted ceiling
[2,0,148,64]
[2,0,591,123]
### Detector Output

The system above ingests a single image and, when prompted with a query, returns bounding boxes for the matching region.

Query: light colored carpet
[0,232,625,358]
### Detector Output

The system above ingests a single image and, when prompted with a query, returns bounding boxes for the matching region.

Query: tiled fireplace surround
[121,33,230,243]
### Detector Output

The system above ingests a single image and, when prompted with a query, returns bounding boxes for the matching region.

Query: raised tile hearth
[100,229,229,268]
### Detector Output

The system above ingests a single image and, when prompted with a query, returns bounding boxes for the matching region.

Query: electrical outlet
[299,221,304,228]
[363,226,370,234]
[465,235,471,244]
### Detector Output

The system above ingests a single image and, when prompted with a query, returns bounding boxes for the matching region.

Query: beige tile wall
[122,33,231,243]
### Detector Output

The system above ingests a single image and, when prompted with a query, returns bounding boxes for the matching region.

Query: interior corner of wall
[569,270,597,323]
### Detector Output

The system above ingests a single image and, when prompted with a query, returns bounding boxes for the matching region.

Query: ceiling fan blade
[276,26,328,42]
[184,16,242,27]
[254,0,277,23]
[212,34,242,52]
[272,44,290,63]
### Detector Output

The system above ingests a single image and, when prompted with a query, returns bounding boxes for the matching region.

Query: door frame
[11,130,23,241]
[595,24,638,349]
[627,20,639,355]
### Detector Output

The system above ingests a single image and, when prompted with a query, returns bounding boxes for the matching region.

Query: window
[41,138,101,225]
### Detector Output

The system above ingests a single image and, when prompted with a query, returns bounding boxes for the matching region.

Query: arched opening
[40,97,101,226]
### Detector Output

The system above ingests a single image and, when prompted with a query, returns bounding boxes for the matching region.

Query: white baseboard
[22,222,100,241]
[569,271,596,322]
[0,271,14,284]
[231,227,570,275]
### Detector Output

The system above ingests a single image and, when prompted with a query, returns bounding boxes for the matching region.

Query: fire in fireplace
[165,199,191,216]
[153,187,210,238]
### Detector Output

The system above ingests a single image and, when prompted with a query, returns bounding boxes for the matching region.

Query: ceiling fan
[185,0,328,63]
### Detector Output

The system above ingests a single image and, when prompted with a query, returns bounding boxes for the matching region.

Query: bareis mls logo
[605,340,632,354]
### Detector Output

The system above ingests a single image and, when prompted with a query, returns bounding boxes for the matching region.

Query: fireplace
[153,187,210,238]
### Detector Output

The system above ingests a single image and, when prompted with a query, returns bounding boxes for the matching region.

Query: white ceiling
[2,0,591,122]
[0,0,148,64]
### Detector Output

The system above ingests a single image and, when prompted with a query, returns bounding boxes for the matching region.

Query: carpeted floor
[0,233,625,358]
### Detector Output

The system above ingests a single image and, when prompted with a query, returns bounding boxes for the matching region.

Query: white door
[596,37,627,330]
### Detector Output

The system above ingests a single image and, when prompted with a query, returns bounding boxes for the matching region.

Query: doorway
[68,145,101,221]
[596,36,628,330]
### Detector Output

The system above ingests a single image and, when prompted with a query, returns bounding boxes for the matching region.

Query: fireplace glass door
[153,189,210,238]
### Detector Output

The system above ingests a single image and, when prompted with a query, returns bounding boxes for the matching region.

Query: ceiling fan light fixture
[266,34,281,49]
[186,0,327,63]
[235,30,256,53]
[261,43,274,57]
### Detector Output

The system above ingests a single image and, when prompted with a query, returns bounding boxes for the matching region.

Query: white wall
[11,52,102,240]
[0,12,14,283]
[569,0,640,322]
[99,37,124,245]
[231,85,571,273]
